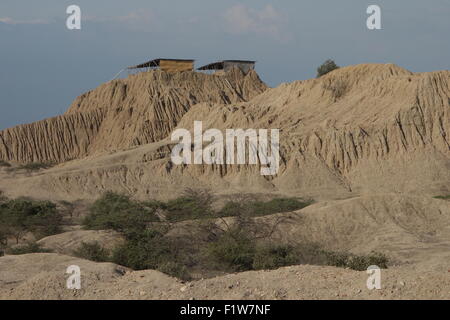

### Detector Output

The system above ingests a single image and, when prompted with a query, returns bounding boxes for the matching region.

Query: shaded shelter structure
[127,58,195,73]
[198,60,256,74]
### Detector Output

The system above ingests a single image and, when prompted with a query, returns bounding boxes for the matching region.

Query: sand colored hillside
[0,69,266,163]
[176,64,449,196]
[0,64,447,201]
[0,64,448,301]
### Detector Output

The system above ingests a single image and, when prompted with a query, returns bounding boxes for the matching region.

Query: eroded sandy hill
[0,64,448,300]
[0,69,266,163]
[0,64,447,201]
[176,64,450,196]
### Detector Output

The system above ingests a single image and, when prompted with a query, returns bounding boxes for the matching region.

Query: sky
[0,0,449,130]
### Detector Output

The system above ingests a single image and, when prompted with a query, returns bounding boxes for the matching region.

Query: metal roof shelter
[127,58,195,72]
[197,60,256,73]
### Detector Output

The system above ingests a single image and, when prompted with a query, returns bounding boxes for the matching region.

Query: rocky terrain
[0,64,448,201]
[0,253,448,300]
[0,69,266,163]
[0,64,449,299]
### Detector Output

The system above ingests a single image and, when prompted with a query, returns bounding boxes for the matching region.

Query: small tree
[164,188,215,222]
[0,198,62,243]
[73,242,111,262]
[83,191,159,233]
[317,59,340,77]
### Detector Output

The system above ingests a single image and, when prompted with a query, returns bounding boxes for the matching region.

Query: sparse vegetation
[207,235,388,273]
[322,78,348,100]
[0,198,63,244]
[323,250,389,271]
[252,244,303,270]
[73,241,111,262]
[218,197,312,218]
[111,226,191,280]
[82,191,159,233]
[317,59,340,77]
[6,242,52,255]
[203,203,320,273]
[206,229,256,271]
[17,162,55,172]
[163,188,214,222]
[59,200,76,218]
[0,160,11,167]
[434,195,450,200]
[77,189,388,280]
[156,261,190,281]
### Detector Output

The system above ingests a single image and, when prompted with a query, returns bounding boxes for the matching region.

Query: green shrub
[252,244,299,270]
[206,236,321,272]
[164,197,208,222]
[0,198,62,243]
[7,242,52,255]
[157,261,191,281]
[110,226,191,280]
[164,189,214,222]
[82,190,388,279]
[73,242,110,262]
[58,200,76,218]
[251,198,312,216]
[317,59,340,77]
[205,226,389,272]
[218,197,312,218]
[434,195,450,200]
[323,251,388,271]
[206,230,256,272]
[0,190,7,203]
[112,228,172,270]
[83,192,159,233]
[0,160,11,167]
[17,162,55,172]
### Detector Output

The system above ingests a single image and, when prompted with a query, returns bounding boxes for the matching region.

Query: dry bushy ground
[0,194,449,300]
[0,253,448,300]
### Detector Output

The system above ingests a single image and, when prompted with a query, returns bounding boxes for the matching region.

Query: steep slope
[0,64,448,200]
[0,109,106,163]
[0,69,267,163]
[176,64,450,195]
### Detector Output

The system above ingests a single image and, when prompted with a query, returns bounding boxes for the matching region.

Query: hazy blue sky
[0,0,449,129]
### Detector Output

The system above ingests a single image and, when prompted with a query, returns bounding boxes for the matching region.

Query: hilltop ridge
[0,64,448,200]
[0,68,266,163]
